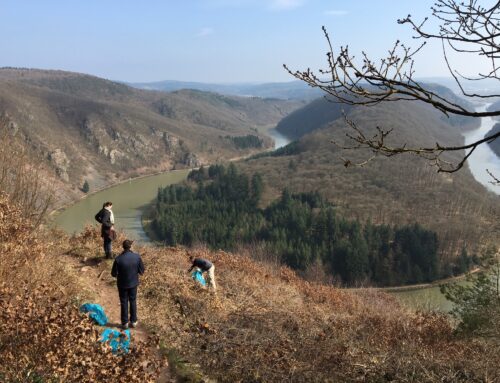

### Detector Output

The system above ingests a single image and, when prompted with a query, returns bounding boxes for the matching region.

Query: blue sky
[0,0,486,83]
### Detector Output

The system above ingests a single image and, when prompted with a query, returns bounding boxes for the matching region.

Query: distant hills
[130,79,324,100]
[0,68,303,203]
[130,76,500,104]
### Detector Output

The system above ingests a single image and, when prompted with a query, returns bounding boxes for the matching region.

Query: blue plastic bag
[100,328,131,354]
[79,303,108,326]
[192,269,206,286]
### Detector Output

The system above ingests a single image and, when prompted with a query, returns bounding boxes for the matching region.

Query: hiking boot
[130,321,138,328]
[122,323,129,330]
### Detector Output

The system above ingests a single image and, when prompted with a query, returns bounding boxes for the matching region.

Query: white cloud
[269,0,305,11]
[196,27,215,38]
[324,10,349,16]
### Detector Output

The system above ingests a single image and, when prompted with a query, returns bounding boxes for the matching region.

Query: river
[268,128,292,149]
[54,170,190,243]
[463,104,500,195]
[53,116,496,311]
[53,130,290,241]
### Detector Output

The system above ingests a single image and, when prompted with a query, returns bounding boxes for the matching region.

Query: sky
[0,0,491,83]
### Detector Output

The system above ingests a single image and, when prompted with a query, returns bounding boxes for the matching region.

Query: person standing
[111,239,145,329]
[188,255,216,291]
[95,201,115,259]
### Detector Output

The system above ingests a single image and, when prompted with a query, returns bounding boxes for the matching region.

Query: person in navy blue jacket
[111,239,145,329]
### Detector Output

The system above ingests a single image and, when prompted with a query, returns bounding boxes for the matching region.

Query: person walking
[111,239,145,329]
[95,201,115,259]
[188,255,216,291]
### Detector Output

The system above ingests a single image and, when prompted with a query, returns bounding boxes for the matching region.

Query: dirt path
[62,254,174,382]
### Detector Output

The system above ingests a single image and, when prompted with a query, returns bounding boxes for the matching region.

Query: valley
[0,68,303,205]
[3,68,499,382]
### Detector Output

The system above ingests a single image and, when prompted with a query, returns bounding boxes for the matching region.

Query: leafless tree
[284,0,500,183]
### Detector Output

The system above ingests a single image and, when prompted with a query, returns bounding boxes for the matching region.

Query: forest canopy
[150,164,473,286]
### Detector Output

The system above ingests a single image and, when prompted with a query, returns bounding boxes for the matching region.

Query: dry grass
[0,195,161,382]
[134,244,499,382]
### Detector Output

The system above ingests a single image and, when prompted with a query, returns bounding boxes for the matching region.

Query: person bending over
[188,255,216,291]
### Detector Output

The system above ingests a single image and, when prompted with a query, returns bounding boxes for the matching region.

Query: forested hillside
[276,85,477,141]
[147,165,476,286]
[240,100,500,259]
[0,68,302,203]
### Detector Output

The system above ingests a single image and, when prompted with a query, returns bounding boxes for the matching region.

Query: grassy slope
[241,101,500,257]
[104,233,499,382]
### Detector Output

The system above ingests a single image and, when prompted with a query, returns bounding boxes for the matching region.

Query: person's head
[123,239,133,251]
[104,201,113,208]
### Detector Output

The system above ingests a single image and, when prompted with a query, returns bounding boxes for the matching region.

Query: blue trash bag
[100,328,131,354]
[192,269,206,286]
[79,303,108,326]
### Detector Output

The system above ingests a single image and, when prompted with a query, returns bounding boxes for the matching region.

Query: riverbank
[48,167,195,219]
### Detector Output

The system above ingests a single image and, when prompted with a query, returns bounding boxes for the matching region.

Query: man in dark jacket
[95,201,115,259]
[111,239,145,329]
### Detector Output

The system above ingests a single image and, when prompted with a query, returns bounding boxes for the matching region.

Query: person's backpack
[95,208,104,224]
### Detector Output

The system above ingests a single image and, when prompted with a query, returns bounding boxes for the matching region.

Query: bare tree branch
[284,0,500,181]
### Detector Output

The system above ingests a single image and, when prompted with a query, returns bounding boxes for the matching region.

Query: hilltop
[0,68,303,203]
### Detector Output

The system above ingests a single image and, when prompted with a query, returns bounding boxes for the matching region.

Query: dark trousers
[103,236,112,257]
[118,286,137,325]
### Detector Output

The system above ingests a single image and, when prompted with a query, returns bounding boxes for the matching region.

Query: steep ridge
[241,100,500,256]
[0,68,303,204]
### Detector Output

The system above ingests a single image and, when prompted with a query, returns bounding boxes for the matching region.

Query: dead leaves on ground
[0,284,160,382]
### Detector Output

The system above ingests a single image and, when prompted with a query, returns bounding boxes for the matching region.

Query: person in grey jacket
[111,239,145,329]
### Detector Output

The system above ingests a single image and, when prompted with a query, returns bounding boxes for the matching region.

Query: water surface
[268,128,292,149]
[54,170,190,243]
[463,104,500,195]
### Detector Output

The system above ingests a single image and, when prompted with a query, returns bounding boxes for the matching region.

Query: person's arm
[138,256,145,275]
[111,259,118,278]
[187,262,194,273]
